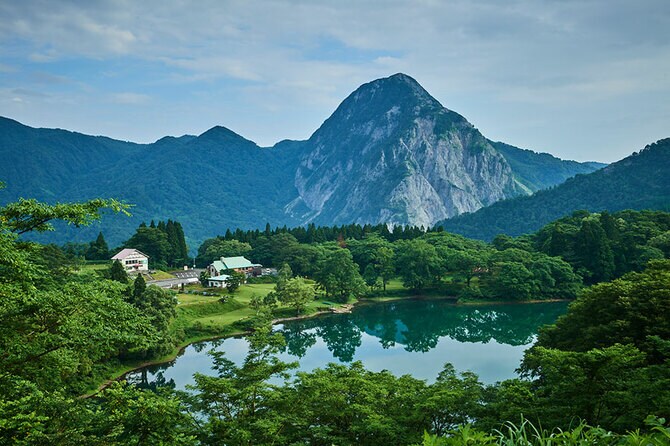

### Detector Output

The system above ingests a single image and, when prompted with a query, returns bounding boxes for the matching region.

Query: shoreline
[86,295,569,397]
[85,303,358,397]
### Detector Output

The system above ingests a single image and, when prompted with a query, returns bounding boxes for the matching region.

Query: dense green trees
[534,210,670,283]
[187,327,297,445]
[197,239,252,266]
[109,259,129,283]
[394,239,443,290]
[123,219,189,269]
[314,249,366,302]
[0,193,192,443]
[2,188,670,443]
[519,260,670,431]
[277,277,315,315]
[199,214,619,302]
[85,231,110,260]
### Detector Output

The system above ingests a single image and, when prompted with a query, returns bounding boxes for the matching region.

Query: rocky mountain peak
[314,74,445,140]
[290,74,525,229]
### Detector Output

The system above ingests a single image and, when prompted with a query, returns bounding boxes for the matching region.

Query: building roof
[209,274,230,281]
[211,256,261,271]
[220,256,261,269]
[111,248,150,260]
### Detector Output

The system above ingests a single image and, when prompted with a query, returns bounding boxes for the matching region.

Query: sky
[1,0,669,163]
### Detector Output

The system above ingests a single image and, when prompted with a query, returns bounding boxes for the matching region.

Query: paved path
[148,277,199,289]
[169,268,204,279]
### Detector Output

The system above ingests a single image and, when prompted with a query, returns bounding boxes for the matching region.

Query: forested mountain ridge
[287,74,605,228]
[0,74,602,247]
[491,141,606,192]
[440,138,670,240]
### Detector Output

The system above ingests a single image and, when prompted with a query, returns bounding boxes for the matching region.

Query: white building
[207,256,261,277]
[111,249,149,272]
[207,274,230,288]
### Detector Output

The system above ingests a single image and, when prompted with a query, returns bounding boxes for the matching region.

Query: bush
[247,275,278,284]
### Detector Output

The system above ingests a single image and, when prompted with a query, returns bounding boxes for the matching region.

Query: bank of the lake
[126,298,569,389]
[96,279,571,395]
[90,282,353,395]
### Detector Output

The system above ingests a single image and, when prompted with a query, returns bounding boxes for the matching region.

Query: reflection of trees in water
[278,323,317,358]
[131,300,567,386]
[125,369,176,391]
[315,318,362,362]
[279,315,362,362]
[361,300,567,350]
[283,300,567,358]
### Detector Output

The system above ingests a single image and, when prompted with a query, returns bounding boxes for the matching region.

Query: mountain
[0,74,603,248]
[491,141,606,192]
[439,138,670,240]
[286,74,602,228]
[287,74,528,228]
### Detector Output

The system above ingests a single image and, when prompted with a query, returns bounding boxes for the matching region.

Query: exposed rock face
[0,73,605,246]
[287,73,525,228]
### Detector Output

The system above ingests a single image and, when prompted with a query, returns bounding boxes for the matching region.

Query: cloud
[110,92,151,105]
[0,0,669,160]
[12,88,50,98]
[0,63,17,73]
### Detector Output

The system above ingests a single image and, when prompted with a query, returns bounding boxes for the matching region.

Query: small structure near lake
[207,256,261,277]
[207,274,230,288]
[111,248,149,272]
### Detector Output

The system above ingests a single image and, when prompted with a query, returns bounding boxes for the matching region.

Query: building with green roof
[207,256,262,277]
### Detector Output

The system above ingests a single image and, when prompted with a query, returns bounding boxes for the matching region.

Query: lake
[126,298,568,390]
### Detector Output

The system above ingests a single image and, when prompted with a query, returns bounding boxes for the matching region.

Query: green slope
[491,140,606,192]
[440,138,670,240]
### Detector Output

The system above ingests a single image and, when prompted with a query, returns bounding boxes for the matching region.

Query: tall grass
[421,416,670,445]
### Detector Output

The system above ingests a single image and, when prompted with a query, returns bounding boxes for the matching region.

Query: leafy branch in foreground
[0,197,131,234]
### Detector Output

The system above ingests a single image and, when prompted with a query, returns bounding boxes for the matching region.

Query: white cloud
[0,0,668,161]
[110,92,150,105]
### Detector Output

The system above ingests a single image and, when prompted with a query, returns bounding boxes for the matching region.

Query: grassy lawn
[96,278,443,391]
[170,281,357,345]
[150,270,176,280]
[173,283,279,342]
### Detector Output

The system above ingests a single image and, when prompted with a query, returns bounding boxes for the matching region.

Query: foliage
[109,259,129,283]
[127,284,178,357]
[225,271,246,294]
[394,239,443,290]
[276,276,315,315]
[185,326,297,445]
[195,238,252,268]
[0,196,130,235]
[314,248,366,302]
[122,219,189,269]
[519,260,670,431]
[441,139,670,241]
[0,193,196,443]
[85,231,110,260]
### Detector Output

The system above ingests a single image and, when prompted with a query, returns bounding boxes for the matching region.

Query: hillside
[440,138,670,240]
[491,141,606,192]
[0,74,603,248]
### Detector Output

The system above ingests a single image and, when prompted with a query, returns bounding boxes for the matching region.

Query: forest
[1,191,669,445]
[196,209,670,302]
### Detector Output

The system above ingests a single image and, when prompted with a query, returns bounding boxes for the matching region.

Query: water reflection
[277,300,566,361]
[128,299,567,387]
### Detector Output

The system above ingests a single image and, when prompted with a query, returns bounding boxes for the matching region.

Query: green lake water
[127,299,568,389]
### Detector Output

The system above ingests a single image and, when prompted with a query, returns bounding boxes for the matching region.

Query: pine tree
[132,275,146,302]
[175,221,188,264]
[110,260,129,283]
[165,220,178,266]
[85,231,109,260]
